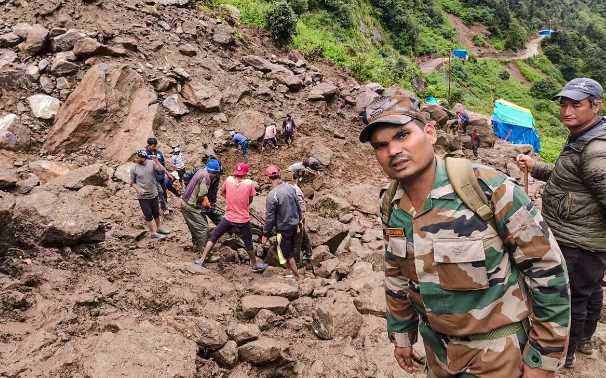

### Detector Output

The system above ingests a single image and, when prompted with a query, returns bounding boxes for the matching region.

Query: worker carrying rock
[359,94,570,377]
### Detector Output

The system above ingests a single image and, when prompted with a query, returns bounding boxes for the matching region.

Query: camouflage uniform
[383,158,570,377]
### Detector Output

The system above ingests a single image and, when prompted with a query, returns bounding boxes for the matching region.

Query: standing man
[130,149,171,239]
[146,137,170,213]
[261,165,303,285]
[517,77,606,368]
[470,128,480,158]
[360,95,569,377]
[229,131,250,162]
[171,146,186,185]
[282,114,296,145]
[262,123,278,151]
[180,159,222,259]
[196,163,268,272]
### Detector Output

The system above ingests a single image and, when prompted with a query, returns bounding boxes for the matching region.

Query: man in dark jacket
[146,137,170,212]
[261,165,303,285]
[517,77,606,368]
[282,114,296,145]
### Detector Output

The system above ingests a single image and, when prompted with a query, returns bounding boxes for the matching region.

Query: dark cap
[554,78,603,101]
[359,95,427,143]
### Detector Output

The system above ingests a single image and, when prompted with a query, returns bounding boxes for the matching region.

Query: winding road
[419,36,544,75]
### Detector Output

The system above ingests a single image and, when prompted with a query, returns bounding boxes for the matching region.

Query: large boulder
[181,80,222,112]
[29,160,74,183]
[12,190,105,247]
[355,90,379,113]
[231,110,266,140]
[17,24,48,55]
[167,316,228,351]
[343,183,380,215]
[226,323,260,345]
[162,94,189,116]
[467,114,497,147]
[51,51,79,76]
[0,192,15,246]
[267,70,303,90]
[310,143,333,166]
[50,164,108,190]
[241,295,289,318]
[43,63,161,162]
[51,29,86,52]
[213,340,238,368]
[308,82,338,101]
[312,292,363,340]
[305,214,348,252]
[213,23,235,45]
[28,95,60,120]
[73,37,105,58]
[353,286,386,317]
[421,104,450,128]
[242,55,277,73]
[0,114,30,151]
[238,337,283,365]
[251,279,299,300]
[0,32,21,48]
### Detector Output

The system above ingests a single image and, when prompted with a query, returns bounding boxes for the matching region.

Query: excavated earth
[0,0,605,377]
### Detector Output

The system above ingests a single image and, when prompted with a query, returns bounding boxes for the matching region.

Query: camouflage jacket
[383,158,570,371]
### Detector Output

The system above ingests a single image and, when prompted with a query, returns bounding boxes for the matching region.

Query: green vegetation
[425,59,566,161]
[266,1,297,45]
[202,0,606,162]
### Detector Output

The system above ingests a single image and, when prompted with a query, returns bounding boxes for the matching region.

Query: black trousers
[561,245,606,351]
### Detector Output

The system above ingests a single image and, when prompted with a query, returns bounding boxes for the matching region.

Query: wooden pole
[523,166,529,194]
[447,49,452,105]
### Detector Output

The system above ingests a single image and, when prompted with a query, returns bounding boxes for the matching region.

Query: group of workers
[229,113,297,161]
[129,115,317,285]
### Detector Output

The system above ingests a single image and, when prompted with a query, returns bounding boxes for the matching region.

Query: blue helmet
[207,159,222,174]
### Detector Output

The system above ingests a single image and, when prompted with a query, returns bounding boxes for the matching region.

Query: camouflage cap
[359,95,428,143]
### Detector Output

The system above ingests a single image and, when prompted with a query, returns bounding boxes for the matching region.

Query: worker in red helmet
[196,162,267,272]
[261,165,304,285]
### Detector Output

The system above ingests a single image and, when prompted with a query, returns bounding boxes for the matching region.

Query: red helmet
[263,165,281,178]
[233,162,250,177]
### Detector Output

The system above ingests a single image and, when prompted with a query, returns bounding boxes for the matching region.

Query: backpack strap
[380,179,399,225]
[445,157,495,228]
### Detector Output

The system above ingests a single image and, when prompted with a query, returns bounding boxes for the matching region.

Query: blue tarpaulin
[452,49,469,60]
[425,96,440,105]
[538,29,554,37]
[491,99,541,152]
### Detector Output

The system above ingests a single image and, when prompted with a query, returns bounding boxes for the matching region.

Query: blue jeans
[240,141,249,161]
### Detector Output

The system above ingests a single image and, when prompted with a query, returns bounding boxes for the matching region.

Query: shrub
[472,34,487,47]
[530,78,560,99]
[289,0,308,14]
[266,1,297,46]
[499,70,510,80]
[504,20,527,51]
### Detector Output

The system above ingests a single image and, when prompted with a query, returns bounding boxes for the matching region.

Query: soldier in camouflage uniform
[359,95,570,378]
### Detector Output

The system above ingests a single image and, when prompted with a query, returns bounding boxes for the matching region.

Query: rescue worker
[517,78,606,368]
[196,163,267,272]
[282,114,296,145]
[229,131,250,162]
[146,137,170,212]
[261,165,303,285]
[180,159,222,259]
[470,128,480,158]
[359,94,570,377]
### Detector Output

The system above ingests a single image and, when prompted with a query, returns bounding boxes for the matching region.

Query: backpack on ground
[380,157,495,227]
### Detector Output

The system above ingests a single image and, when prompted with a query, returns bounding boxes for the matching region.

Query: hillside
[2,0,606,377]
[211,0,606,162]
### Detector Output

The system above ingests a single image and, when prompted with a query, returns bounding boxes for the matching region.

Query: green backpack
[380,157,495,228]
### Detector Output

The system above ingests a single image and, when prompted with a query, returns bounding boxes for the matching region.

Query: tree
[505,19,527,51]
[266,1,298,46]
[530,78,559,99]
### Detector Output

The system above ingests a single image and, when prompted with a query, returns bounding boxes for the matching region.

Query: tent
[491,99,541,152]
[425,96,440,105]
[538,29,555,37]
[452,49,469,61]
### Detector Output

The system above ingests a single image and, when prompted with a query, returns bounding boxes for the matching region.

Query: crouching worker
[261,165,304,286]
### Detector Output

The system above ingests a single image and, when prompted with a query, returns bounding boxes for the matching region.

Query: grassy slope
[205,0,567,162]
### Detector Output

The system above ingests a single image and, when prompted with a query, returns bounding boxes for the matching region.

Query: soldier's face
[370,122,437,180]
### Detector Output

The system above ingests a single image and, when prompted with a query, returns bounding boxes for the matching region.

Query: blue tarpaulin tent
[452,49,469,60]
[425,96,440,105]
[538,29,554,37]
[491,99,541,152]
